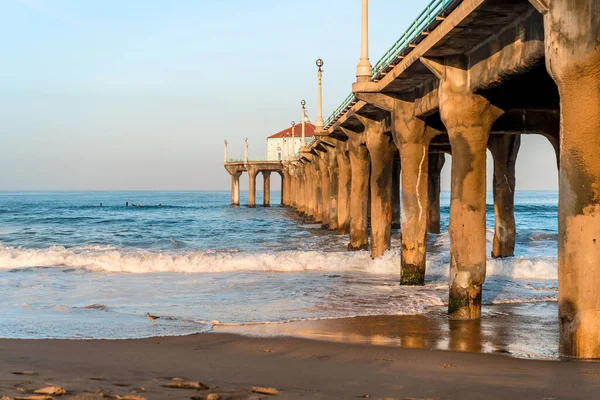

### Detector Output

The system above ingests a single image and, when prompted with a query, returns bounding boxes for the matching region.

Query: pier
[224,0,600,359]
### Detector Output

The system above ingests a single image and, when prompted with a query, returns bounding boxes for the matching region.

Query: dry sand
[1,328,600,399]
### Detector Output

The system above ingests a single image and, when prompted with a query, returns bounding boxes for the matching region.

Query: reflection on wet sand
[215,302,559,360]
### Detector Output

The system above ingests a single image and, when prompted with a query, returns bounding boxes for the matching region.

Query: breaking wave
[0,244,557,280]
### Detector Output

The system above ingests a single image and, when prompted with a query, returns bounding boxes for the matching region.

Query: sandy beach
[2,317,600,400]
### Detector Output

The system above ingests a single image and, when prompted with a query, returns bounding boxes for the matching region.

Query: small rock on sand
[12,371,37,376]
[166,381,209,390]
[15,396,55,400]
[34,387,66,396]
[115,396,146,400]
[206,394,220,400]
[251,386,280,395]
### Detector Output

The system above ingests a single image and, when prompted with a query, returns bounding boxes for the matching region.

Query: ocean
[0,190,558,352]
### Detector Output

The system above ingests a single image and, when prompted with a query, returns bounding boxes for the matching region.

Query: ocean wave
[0,244,557,280]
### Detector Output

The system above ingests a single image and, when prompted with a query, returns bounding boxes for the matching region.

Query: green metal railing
[372,0,454,78]
[325,0,458,129]
[324,93,357,127]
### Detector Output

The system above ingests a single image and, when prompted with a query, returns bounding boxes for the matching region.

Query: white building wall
[267,137,313,161]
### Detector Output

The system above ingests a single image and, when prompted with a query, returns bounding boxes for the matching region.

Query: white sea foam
[0,244,557,280]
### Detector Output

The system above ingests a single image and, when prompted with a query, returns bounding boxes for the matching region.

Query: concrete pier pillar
[248,168,259,208]
[427,152,446,234]
[291,166,299,208]
[392,102,440,285]
[361,117,396,258]
[319,151,331,229]
[488,134,520,258]
[344,129,370,251]
[328,147,340,231]
[307,161,315,217]
[263,171,271,207]
[392,156,401,230]
[351,93,438,279]
[282,169,289,206]
[541,0,600,358]
[439,57,503,319]
[306,162,315,217]
[231,172,241,206]
[312,158,323,223]
[336,142,352,234]
[299,166,308,214]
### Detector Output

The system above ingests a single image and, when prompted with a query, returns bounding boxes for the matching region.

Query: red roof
[268,122,316,139]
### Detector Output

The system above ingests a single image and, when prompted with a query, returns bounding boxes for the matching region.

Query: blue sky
[0,0,557,190]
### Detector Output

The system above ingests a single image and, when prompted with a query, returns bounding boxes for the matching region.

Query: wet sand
[215,302,560,360]
[2,308,600,399]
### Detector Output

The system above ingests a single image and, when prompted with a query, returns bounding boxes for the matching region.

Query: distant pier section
[224,116,316,207]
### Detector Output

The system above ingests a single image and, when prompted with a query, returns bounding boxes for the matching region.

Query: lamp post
[291,121,296,157]
[283,133,287,162]
[315,58,324,130]
[244,137,248,163]
[356,0,372,82]
[224,139,228,163]
[301,99,307,147]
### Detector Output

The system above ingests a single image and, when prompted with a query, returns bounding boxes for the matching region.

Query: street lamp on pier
[301,99,307,147]
[290,121,296,157]
[356,0,372,82]
[315,58,324,131]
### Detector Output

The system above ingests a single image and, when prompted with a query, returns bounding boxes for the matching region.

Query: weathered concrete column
[391,157,401,229]
[343,128,370,251]
[352,93,438,282]
[312,157,323,223]
[281,169,288,206]
[336,142,352,234]
[328,146,340,231]
[318,150,331,229]
[488,134,520,258]
[263,171,271,207]
[540,0,600,358]
[427,152,446,234]
[438,57,503,319]
[298,164,308,214]
[291,165,299,209]
[305,162,315,217]
[231,171,241,206]
[247,167,259,208]
[359,116,396,258]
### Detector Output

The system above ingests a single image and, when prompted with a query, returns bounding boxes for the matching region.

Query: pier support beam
[488,134,520,258]
[328,146,340,231]
[427,152,446,234]
[306,161,316,218]
[541,0,600,358]
[360,116,396,258]
[247,167,259,208]
[337,141,352,234]
[438,57,503,319]
[312,157,323,223]
[392,156,401,230]
[352,92,439,281]
[231,172,241,206]
[319,150,331,229]
[344,128,370,251]
[263,171,271,207]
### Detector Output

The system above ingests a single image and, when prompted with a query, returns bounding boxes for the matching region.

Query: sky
[0,0,558,191]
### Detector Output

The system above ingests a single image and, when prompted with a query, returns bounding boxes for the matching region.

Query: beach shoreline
[2,309,600,399]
